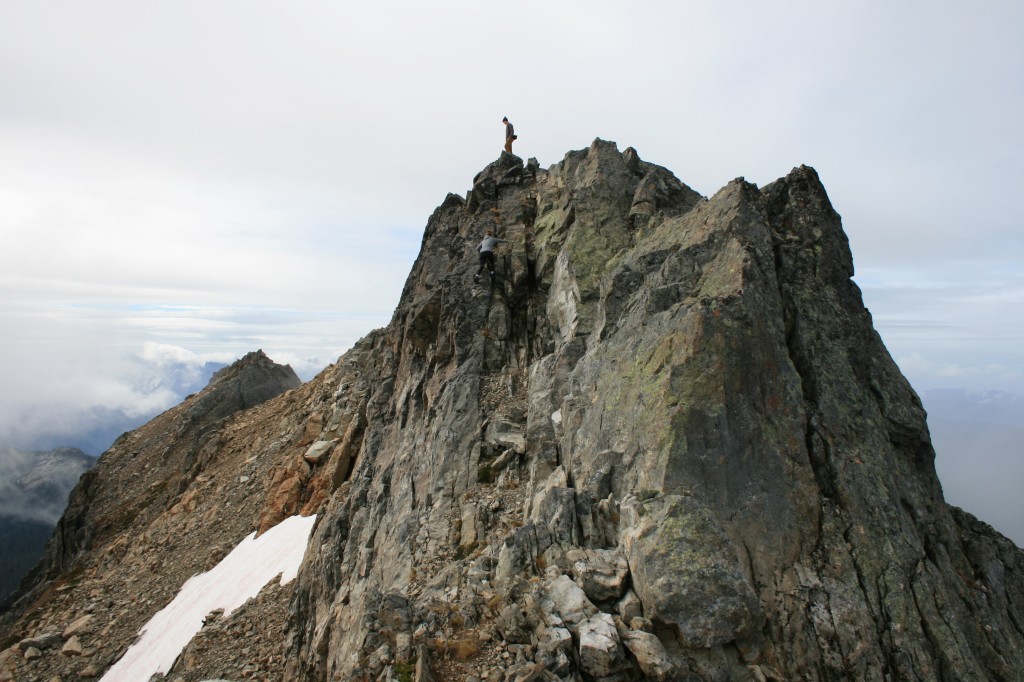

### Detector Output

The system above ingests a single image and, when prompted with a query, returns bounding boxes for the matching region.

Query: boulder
[566,548,629,602]
[577,612,625,678]
[460,503,479,549]
[303,440,335,464]
[18,632,62,651]
[61,635,83,656]
[621,493,763,648]
[616,590,643,622]
[62,615,94,639]
[621,630,674,680]
[485,421,527,454]
[527,467,578,548]
[544,574,596,630]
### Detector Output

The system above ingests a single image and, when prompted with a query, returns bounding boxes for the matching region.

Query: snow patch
[99,514,316,682]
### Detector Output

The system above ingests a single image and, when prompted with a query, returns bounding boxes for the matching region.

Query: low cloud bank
[0,340,229,455]
[0,446,94,524]
[923,389,1024,546]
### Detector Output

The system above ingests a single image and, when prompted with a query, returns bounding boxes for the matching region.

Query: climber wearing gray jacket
[475,230,507,282]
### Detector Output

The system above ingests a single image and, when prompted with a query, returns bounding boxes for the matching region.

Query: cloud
[921,389,1024,546]
[0,317,229,453]
[0,288,378,452]
[857,261,1024,394]
[141,342,202,366]
[890,349,1024,396]
[897,352,1012,382]
[0,447,93,524]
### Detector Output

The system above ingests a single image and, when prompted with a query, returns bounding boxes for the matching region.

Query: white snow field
[99,514,317,681]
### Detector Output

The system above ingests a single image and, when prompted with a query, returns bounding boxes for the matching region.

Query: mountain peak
[2,143,1021,682]
[207,349,296,387]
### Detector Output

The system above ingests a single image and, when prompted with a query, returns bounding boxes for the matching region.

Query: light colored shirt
[478,237,507,253]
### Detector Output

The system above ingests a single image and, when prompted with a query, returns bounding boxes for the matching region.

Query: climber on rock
[502,116,516,153]
[475,229,507,283]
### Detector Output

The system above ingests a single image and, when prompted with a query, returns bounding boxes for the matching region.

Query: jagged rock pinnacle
[1,141,1020,682]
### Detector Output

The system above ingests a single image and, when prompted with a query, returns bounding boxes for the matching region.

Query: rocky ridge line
[0,350,301,681]
[1,144,1021,682]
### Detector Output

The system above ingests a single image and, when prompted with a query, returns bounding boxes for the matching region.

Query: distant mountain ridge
[0,446,94,604]
[0,354,251,607]
[0,447,94,525]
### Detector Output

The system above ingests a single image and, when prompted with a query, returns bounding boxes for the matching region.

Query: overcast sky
[1,2,1022,537]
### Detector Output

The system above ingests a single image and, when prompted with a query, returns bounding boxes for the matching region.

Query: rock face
[1,143,1021,682]
[279,142,1023,681]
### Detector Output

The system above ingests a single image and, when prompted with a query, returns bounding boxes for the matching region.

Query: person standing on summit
[503,116,516,153]
[475,229,507,282]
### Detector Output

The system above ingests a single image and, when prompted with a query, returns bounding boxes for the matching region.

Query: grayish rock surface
[621,630,672,681]
[2,140,1021,681]
[282,141,1023,680]
[566,548,629,603]
[577,612,624,677]
[621,493,762,649]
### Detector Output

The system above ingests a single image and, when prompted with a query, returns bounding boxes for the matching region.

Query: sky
[1,2,1022,537]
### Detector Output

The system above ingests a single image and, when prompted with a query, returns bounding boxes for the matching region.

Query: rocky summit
[1,141,1021,682]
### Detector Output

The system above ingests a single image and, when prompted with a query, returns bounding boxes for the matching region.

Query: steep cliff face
[1,143,1020,682]
[280,142,1023,681]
